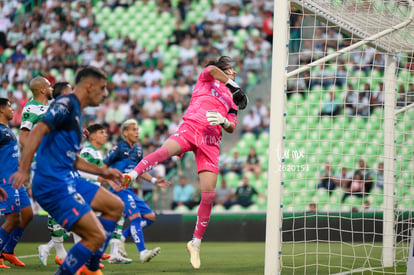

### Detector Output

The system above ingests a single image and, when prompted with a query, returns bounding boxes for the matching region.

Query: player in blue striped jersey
[10,67,125,275]
[0,98,33,268]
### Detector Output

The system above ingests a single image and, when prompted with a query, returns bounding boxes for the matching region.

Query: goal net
[265,0,414,274]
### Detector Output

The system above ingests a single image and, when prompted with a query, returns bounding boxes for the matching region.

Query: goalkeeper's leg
[187,171,217,269]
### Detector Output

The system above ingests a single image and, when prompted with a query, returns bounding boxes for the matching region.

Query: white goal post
[265,0,414,274]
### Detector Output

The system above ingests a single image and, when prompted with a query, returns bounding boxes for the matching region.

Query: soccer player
[0,78,55,266]
[0,98,32,269]
[104,119,170,263]
[10,67,125,275]
[37,81,73,266]
[19,76,53,149]
[79,123,131,264]
[124,56,248,269]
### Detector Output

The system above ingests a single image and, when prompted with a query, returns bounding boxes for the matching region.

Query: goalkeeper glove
[122,170,138,188]
[225,79,249,110]
[206,111,230,128]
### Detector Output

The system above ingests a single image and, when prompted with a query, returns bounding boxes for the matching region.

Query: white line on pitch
[17,254,38,259]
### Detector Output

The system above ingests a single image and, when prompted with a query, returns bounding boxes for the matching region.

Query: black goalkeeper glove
[225,79,249,110]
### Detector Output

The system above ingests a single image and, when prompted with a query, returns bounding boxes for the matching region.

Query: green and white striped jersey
[20,99,48,131]
[80,144,104,168]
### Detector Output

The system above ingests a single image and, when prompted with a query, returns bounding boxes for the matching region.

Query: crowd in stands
[0,0,274,212]
[317,159,384,205]
[289,7,414,117]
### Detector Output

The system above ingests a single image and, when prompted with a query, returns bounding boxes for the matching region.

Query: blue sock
[122,226,131,239]
[86,217,116,271]
[0,227,10,251]
[141,218,154,229]
[3,226,24,254]
[130,217,146,252]
[56,242,92,275]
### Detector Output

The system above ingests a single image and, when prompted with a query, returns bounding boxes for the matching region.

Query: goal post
[266,0,414,274]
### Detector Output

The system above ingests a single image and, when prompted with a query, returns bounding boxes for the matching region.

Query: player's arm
[206,110,236,133]
[74,156,122,182]
[207,66,248,110]
[10,122,50,189]
[140,172,171,188]
[19,128,30,149]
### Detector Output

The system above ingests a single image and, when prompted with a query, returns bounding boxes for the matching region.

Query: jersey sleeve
[40,97,71,132]
[20,105,46,130]
[80,147,96,164]
[198,66,215,82]
[103,145,120,167]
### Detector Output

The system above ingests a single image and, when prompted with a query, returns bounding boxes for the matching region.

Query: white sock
[192,238,201,248]
[110,239,120,256]
[52,236,67,259]
[46,239,54,251]
[140,250,148,256]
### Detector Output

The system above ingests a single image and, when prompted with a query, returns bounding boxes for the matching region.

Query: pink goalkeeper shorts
[168,121,220,174]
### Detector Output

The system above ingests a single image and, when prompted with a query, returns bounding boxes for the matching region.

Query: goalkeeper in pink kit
[124,56,248,269]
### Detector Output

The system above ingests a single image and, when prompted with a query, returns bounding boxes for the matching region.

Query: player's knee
[6,213,21,228]
[201,191,216,205]
[86,230,106,251]
[112,196,124,220]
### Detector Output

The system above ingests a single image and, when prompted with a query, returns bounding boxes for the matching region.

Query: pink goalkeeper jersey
[182,66,238,136]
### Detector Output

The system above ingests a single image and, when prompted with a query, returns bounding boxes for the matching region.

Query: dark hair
[52,82,70,99]
[0,97,9,108]
[75,66,107,85]
[205,56,235,71]
[85,123,104,140]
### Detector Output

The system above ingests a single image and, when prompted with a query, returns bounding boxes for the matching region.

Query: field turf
[6,242,407,274]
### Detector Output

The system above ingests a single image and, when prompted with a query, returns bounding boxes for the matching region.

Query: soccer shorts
[0,185,22,214]
[32,173,99,231]
[114,188,152,218]
[169,122,220,174]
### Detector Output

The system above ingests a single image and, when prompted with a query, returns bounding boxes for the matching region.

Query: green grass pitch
[6,242,407,274]
[8,242,265,275]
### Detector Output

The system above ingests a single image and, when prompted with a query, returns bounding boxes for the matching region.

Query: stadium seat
[174,205,190,212]
[212,204,226,212]
[242,132,256,148]
[224,172,240,189]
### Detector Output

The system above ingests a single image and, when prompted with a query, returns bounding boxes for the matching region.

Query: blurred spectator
[142,66,163,87]
[220,150,244,176]
[332,167,352,189]
[174,77,190,102]
[321,90,341,116]
[308,203,317,213]
[318,161,336,194]
[167,113,180,135]
[104,98,127,125]
[363,200,372,211]
[227,176,265,209]
[373,162,384,190]
[243,147,262,178]
[354,159,373,194]
[242,109,261,136]
[215,179,233,208]
[353,92,370,117]
[342,171,364,203]
[171,175,196,210]
[154,117,169,141]
[262,11,273,44]
[142,93,163,119]
[371,82,384,109]
[11,44,26,64]
[112,67,129,87]
[162,94,177,120]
